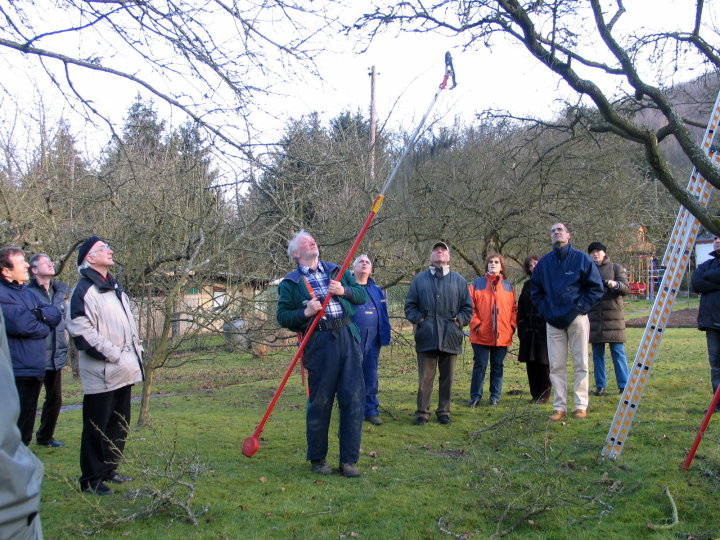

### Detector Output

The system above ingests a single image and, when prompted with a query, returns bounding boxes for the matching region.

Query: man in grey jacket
[66,236,144,496]
[0,308,44,539]
[27,254,68,448]
[404,242,473,425]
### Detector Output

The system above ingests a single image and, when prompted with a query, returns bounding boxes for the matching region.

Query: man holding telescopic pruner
[276,230,367,478]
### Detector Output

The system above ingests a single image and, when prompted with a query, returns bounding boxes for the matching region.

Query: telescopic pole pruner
[242,52,458,458]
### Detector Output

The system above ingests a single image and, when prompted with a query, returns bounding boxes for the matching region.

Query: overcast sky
[0,0,715,163]
[253,0,710,140]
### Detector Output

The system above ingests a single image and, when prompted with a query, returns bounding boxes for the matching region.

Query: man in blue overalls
[351,255,391,425]
[276,231,367,478]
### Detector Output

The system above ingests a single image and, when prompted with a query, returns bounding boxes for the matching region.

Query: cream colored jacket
[66,268,144,394]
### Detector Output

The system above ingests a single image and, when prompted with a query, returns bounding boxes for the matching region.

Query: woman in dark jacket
[517,255,551,403]
[587,242,630,396]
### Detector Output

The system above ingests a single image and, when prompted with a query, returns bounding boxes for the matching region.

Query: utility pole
[368,65,377,191]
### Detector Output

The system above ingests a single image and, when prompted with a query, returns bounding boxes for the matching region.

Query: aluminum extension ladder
[602,89,720,459]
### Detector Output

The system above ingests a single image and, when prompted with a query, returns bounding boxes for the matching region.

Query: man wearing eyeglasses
[27,254,69,448]
[66,236,144,496]
[531,223,603,421]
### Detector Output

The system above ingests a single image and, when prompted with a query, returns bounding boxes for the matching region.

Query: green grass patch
[38,326,720,538]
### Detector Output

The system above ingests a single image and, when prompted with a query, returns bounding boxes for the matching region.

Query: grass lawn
[37,321,720,539]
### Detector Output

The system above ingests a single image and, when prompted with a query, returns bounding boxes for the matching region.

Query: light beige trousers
[546,315,590,412]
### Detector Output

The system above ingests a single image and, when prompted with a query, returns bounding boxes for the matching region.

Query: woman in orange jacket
[467,254,517,407]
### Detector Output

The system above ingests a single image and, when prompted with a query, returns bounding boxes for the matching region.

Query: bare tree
[347,0,720,233]
[0,0,335,158]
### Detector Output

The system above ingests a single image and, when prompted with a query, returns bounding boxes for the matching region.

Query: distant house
[131,273,274,353]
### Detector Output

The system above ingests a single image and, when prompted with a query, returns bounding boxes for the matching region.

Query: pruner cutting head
[440,51,457,90]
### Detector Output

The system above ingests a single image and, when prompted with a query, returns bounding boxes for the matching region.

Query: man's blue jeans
[469,344,507,402]
[705,329,720,397]
[591,342,629,390]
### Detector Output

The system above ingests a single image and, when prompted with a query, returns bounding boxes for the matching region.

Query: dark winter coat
[26,278,69,371]
[691,251,720,331]
[530,243,604,329]
[404,268,473,355]
[588,257,629,344]
[0,278,62,378]
[517,279,549,365]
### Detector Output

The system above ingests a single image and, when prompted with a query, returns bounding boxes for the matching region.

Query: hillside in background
[638,71,719,174]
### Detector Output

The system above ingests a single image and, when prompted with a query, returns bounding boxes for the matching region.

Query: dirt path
[626,307,698,328]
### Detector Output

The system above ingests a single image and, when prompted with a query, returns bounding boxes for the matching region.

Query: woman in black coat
[517,255,551,403]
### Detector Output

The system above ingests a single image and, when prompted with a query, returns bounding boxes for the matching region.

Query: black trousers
[36,368,62,444]
[79,385,132,488]
[15,377,44,445]
[526,362,552,403]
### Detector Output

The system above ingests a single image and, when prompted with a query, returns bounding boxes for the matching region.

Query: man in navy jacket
[531,224,603,421]
[0,246,61,445]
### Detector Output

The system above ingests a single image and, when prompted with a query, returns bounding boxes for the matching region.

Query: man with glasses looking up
[531,223,603,421]
[27,253,69,448]
[66,236,144,495]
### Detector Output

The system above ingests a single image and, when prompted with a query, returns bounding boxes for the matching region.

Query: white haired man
[276,230,367,478]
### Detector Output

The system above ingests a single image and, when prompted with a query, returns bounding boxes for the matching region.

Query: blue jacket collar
[553,242,572,260]
[0,277,24,290]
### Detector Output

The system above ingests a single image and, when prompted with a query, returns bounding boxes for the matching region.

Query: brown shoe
[573,409,587,419]
[549,410,566,421]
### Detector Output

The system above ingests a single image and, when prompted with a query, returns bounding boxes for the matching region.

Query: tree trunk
[137,365,155,426]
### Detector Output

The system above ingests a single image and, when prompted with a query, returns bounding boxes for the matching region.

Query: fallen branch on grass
[437,516,479,539]
[646,486,679,531]
[470,410,539,437]
[491,506,549,538]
